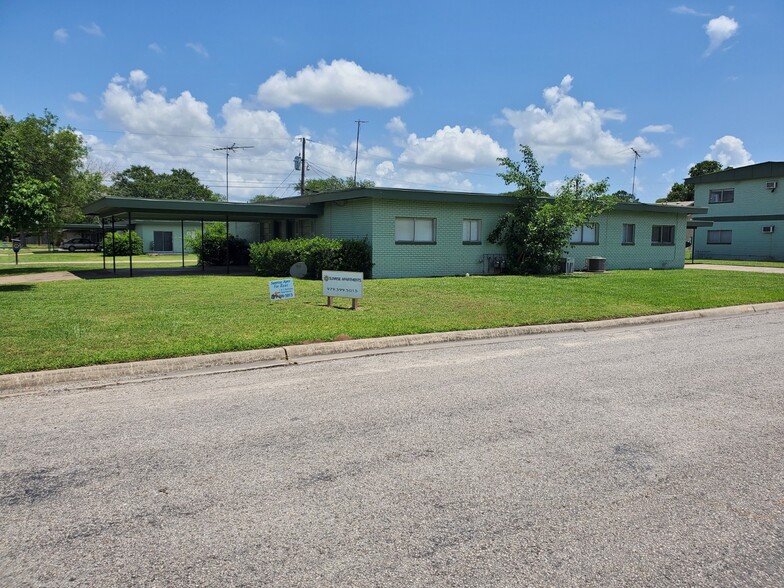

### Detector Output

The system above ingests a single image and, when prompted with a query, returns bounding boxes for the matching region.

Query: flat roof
[685,162,784,185]
[83,196,320,221]
[282,186,519,206]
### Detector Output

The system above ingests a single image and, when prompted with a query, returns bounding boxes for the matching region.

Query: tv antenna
[353,119,367,184]
[213,143,254,201]
[630,147,641,197]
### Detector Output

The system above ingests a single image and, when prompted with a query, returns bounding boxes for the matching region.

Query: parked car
[60,238,102,252]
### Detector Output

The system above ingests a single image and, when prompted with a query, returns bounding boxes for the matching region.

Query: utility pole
[300,137,306,196]
[212,143,254,202]
[353,119,367,184]
[630,147,641,198]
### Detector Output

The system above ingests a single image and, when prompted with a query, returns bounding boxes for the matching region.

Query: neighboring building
[688,162,784,261]
[84,188,702,278]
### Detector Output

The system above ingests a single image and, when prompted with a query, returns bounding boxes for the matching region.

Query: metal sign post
[12,239,21,265]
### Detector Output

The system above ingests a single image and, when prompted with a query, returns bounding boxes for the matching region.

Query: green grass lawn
[0,249,201,276]
[3,270,784,375]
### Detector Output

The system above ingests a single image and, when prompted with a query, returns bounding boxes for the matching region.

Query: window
[651,225,675,245]
[707,229,732,244]
[295,219,313,238]
[463,219,481,243]
[153,231,173,251]
[570,224,598,244]
[395,217,436,243]
[709,189,734,203]
[622,223,635,245]
[260,221,273,241]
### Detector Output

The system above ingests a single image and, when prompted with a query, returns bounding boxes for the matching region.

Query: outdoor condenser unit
[766,181,778,191]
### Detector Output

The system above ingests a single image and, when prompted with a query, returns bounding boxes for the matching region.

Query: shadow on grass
[0,284,34,292]
[72,265,256,280]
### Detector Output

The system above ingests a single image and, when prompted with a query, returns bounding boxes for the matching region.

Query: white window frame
[707,229,732,244]
[708,189,734,204]
[463,219,481,244]
[395,217,436,244]
[622,223,635,245]
[651,225,675,245]
[570,224,599,244]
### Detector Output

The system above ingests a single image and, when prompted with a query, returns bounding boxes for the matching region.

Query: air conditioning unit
[766,181,778,191]
[762,226,775,234]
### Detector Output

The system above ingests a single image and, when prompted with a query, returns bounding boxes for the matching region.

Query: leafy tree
[1,111,103,238]
[102,231,144,256]
[248,194,280,203]
[489,145,616,274]
[110,166,221,201]
[611,189,638,203]
[185,222,250,266]
[295,175,375,195]
[658,160,726,203]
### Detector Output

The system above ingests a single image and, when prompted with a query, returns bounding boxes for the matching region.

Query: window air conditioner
[766,181,778,191]
[762,226,775,234]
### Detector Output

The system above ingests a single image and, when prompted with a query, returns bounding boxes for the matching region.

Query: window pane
[415,218,434,242]
[463,219,480,242]
[622,224,635,244]
[570,227,582,242]
[583,224,596,243]
[395,218,414,241]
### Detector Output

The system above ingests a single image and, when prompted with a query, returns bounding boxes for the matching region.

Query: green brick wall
[566,210,688,270]
[368,199,508,278]
[314,199,373,240]
[693,175,784,260]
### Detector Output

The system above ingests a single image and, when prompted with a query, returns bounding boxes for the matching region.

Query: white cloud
[367,146,392,159]
[128,70,148,89]
[53,28,68,43]
[705,16,739,55]
[705,135,753,167]
[68,92,87,103]
[80,22,104,37]
[398,125,507,170]
[641,124,673,134]
[186,42,209,57]
[0,104,7,116]
[148,42,163,54]
[502,75,659,168]
[386,116,407,134]
[257,59,412,112]
[671,6,708,16]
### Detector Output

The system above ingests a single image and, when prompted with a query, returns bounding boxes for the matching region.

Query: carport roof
[83,196,320,221]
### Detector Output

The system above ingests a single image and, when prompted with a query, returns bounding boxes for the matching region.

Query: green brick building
[688,162,784,261]
[85,188,701,278]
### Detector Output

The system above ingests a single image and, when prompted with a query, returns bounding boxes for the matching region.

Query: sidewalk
[684,263,784,274]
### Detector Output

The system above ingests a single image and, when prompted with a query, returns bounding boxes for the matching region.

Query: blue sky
[1,1,781,202]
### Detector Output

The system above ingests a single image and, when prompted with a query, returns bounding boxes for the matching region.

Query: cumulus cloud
[80,22,104,37]
[386,116,407,135]
[128,70,149,89]
[257,59,412,112]
[641,124,673,134]
[705,135,753,167]
[53,28,68,43]
[186,42,209,57]
[398,125,507,170]
[68,92,87,103]
[502,75,658,168]
[705,16,739,55]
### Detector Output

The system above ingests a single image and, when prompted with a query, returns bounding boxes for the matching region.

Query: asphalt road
[1,311,783,587]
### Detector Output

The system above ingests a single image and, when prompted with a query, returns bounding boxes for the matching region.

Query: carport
[83,197,321,276]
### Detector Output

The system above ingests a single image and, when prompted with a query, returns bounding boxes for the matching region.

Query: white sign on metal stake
[322,270,363,299]
[269,278,295,300]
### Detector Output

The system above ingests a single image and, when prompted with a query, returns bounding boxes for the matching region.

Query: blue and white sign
[322,270,363,299]
[269,278,295,300]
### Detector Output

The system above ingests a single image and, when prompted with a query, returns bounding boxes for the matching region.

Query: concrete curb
[2,302,783,393]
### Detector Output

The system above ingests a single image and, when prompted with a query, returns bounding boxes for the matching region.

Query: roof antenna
[213,143,254,202]
[353,120,367,184]
[630,147,641,198]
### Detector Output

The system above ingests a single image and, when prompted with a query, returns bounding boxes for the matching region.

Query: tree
[295,175,375,195]
[248,194,280,203]
[611,189,638,203]
[1,111,103,237]
[658,160,726,203]
[110,166,221,201]
[488,145,616,274]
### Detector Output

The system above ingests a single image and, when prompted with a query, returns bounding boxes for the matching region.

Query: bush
[250,236,372,278]
[185,223,250,266]
[102,231,143,256]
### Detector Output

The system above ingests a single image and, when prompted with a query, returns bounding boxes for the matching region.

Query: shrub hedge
[102,231,144,256]
[250,237,372,279]
[185,223,250,266]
